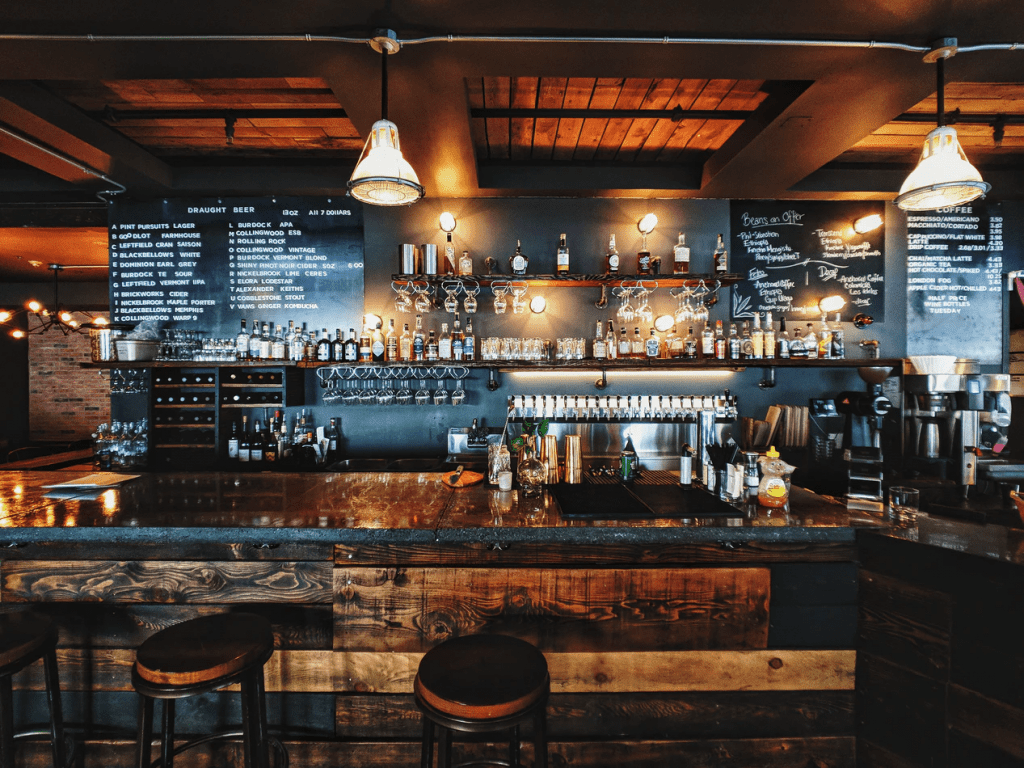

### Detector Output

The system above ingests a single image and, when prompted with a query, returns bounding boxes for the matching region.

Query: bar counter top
[0,469,885,545]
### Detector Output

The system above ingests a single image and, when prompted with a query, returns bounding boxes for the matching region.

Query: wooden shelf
[219,403,283,408]
[84,361,296,369]
[391,272,741,288]
[152,403,216,408]
[301,357,904,371]
[154,423,214,428]
[221,383,282,388]
[153,384,216,389]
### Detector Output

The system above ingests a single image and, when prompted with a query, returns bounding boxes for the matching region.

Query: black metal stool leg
[438,726,452,768]
[42,648,66,768]
[510,724,520,768]
[240,673,254,768]
[533,706,547,768]
[160,699,175,768]
[421,717,434,768]
[0,676,14,768]
[250,669,270,768]
[136,696,154,768]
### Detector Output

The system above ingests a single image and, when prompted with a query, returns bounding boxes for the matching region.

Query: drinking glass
[414,284,433,313]
[396,379,414,405]
[415,380,431,406]
[616,287,635,322]
[463,283,480,314]
[493,284,508,314]
[393,281,413,313]
[443,283,460,313]
[888,486,920,527]
[511,283,528,315]
[377,380,395,405]
[635,287,653,323]
[433,379,449,406]
[342,379,361,406]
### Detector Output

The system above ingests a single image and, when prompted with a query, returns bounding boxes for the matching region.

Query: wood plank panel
[11,737,855,768]
[2,540,333,561]
[616,78,680,162]
[335,649,856,693]
[2,561,333,603]
[531,77,567,160]
[635,79,708,161]
[572,77,624,161]
[464,77,488,161]
[336,690,855,739]
[949,684,1024,761]
[593,78,652,160]
[11,648,332,692]
[334,566,770,652]
[334,541,856,566]
[509,77,538,160]
[551,78,596,161]
[659,79,734,160]
[483,76,511,160]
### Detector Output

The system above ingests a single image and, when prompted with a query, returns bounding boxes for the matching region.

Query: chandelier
[0,264,108,338]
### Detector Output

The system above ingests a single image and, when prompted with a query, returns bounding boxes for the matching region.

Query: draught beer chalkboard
[729,201,885,321]
[108,197,364,337]
[906,202,1003,365]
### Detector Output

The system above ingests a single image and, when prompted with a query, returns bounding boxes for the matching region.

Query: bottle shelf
[154,423,214,429]
[153,403,216,409]
[300,357,903,371]
[392,272,741,288]
[221,383,283,389]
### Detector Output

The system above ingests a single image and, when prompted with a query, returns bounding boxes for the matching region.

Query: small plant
[511,419,549,455]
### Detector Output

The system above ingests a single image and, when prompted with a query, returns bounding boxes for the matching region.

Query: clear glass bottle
[751,313,764,359]
[777,315,790,359]
[510,239,528,275]
[728,323,741,359]
[284,320,296,360]
[764,311,776,359]
[804,323,818,360]
[271,324,286,360]
[606,320,618,360]
[831,313,845,359]
[606,234,620,274]
[459,249,473,276]
[701,323,714,358]
[438,322,452,360]
[249,320,261,360]
[236,319,249,361]
[673,233,690,275]
[645,328,661,358]
[451,314,464,361]
[817,315,832,359]
[789,324,806,358]
[463,316,476,361]
[295,322,310,361]
[667,326,683,358]
[516,435,547,497]
[593,320,607,359]
[399,323,413,361]
[426,329,439,361]
[713,233,728,274]
[385,319,399,361]
[556,233,569,274]
[618,327,630,359]
[413,315,425,361]
[259,323,272,359]
[714,320,726,360]
[630,327,644,358]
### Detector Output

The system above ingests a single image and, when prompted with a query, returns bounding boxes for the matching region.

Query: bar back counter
[1,470,1019,767]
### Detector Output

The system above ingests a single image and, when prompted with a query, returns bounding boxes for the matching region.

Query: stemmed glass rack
[317,364,471,405]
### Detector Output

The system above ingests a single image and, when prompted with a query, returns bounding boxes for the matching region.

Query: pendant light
[0,264,108,338]
[347,30,424,206]
[896,39,990,211]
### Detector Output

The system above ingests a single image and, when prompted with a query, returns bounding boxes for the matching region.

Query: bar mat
[626,484,746,518]
[549,483,652,519]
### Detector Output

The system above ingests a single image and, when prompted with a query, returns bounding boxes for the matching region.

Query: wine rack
[150,368,218,469]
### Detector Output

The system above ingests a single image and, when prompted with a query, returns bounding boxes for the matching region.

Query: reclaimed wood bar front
[0,471,876,767]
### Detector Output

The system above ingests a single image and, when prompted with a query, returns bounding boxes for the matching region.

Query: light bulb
[27,300,42,313]
[637,213,658,235]
[439,212,457,233]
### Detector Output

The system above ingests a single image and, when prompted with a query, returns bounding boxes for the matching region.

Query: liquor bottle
[804,323,818,360]
[817,316,832,359]
[459,249,473,276]
[358,325,372,362]
[556,233,570,274]
[789,325,807,359]
[593,320,607,359]
[701,323,714,358]
[728,323,741,359]
[227,419,240,460]
[292,408,306,446]
[259,323,271,359]
[777,316,790,359]
[304,328,318,362]
[371,321,386,362]
[426,330,439,361]
[296,322,311,362]
[316,328,332,361]
[238,415,250,463]
[764,311,776,359]
[399,323,413,361]
[740,321,753,359]
[250,420,264,463]
[606,234,620,274]
[333,328,345,361]
[325,418,340,463]
[437,322,452,360]
[714,320,726,360]
[444,232,456,274]
[451,314,464,361]
[666,326,681,358]
[271,324,286,360]
[684,327,698,360]
[344,329,358,362]
[673,233,690,275]
[831,314,845,359]
[617,327,630,359]
[277,413,290,462]
[385,319,399,361]
[463,316,476,361]
[413,315,425,361]
[636,241,652,276]
[264,416,278,464]
[751,313,764,359]
[630,327,644,358]
[249,320,262,360]
[284,320,296,360]
[236,319,249,361]
[645,328,661,358]
[606,320,618,360]
[510,240,528,275]
[713,234,728,274]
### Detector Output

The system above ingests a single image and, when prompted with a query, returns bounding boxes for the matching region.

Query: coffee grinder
[835,366,894,511]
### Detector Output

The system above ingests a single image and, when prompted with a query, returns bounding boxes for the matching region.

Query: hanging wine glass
[510,282,528,315]
[415,379,431,406]
[442,282,460,314]
[492,283,509,314]
[414,283,433,313]
[635,286,653,323]
[694,281,710,325]
[393,281,413,314]
[463,281,480,314]
[615,286,635,322]
[433,378,449,406]
[451,377,466,406]
[396,378,413,405]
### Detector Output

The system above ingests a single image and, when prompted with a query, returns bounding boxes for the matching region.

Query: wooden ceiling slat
[616,78,681,162]
[573,77,625,161]
[552,78,597,161]
[688,119,744,151]
[484,76,512,160]
[532,77,568,161]
[660,79,735,157]
[718,79,767,110]
[466,78,489,162]
[634,79,709,162]
[592,78,652,161]
[510,77,539,161]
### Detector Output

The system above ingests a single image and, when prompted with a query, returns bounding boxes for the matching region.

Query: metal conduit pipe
[0,124,127,200]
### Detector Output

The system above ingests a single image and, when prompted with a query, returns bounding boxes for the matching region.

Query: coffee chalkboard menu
[109,197,364,337]
[906,202,1003,365]
[729,201,885,321]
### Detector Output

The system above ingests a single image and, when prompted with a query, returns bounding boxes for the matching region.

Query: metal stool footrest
[11,731,76,768]
[144,730,288,768]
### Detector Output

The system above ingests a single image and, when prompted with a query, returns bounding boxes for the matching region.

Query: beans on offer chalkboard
[729,201,885,321]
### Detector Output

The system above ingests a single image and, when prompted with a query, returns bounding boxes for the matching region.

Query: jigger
[564,435,582,484]
[542,434,560,483]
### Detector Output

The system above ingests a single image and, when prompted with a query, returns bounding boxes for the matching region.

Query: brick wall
[28,314,110,442]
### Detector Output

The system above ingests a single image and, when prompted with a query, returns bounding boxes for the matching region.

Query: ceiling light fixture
[896,38,991,211]
[0,264,108,339]
[347,29,424,207]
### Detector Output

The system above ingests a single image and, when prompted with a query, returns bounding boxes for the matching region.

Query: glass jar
[516,436,547,498]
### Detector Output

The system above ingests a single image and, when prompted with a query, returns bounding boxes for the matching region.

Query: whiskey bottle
[426,330,439,361]
[789,325,807,359]
[764,312,776,359]
[728,323,741,359]
[701,323,714,358]
[684,327,698,359]
[645,328,661,358]
[666,326,682,358]
[592,321,607,359]
[713,234,728,274]
[606,320,618,360]
[459,249,473,276]
[305,328,318,362]
[385,319,399,361]
[333,328,345,361]
[344,328,358,362]
[630,327,644,358]
[371,321,386,362]
[271,324,286,360]
[463,316,476,361]
[714,320,726,360]
[444,232,456,274]
[236,319,249,361]
[413,315,425,361]
[804,323,818,360]
[357,326,371,362]
[556,233,570,274]
[606,234,620,274]
[777,316,791,359]
[316,328,332,361]
[510,240,528,275]
[751,313,764,359]
[438,322,452,360]
[617,326,630,359]
[399,323,413,361]
[740,321,754,359]
[673,233,690,275]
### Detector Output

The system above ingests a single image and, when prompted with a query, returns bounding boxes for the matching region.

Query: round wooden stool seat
[135,613,273,688]
[415,634,549,721]
[0,612,57,673]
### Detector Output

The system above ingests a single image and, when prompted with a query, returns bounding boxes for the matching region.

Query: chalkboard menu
[109,197,364,336]
[729,201,885,321]
[906,202,1003,365]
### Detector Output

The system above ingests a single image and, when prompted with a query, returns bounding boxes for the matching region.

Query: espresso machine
[904,367,1012,494]
[835,366,895,510]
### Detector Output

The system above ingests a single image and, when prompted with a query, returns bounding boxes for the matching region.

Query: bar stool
[414,634,549,768]
[0,612,71,768]
[132,612,287,768]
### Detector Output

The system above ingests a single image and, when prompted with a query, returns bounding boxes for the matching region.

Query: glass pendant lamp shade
[347,120,424,206]
[895,126,990,211]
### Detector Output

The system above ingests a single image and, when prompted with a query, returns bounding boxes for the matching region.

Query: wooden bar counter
[0,470,885,768]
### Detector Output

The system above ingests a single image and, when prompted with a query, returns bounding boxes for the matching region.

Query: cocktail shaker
[542,434,560,483]
[400,243,420,274]
[564,435,582,484]
[422,243,438,275]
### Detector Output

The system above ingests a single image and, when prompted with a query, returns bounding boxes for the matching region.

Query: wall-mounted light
[818,295,847,315]
[853,214,883,234]
[637,213,658,236]
[654,314,675,333]
[529,295,546,314]
[363,313,383,330]
[439,211,457,233]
